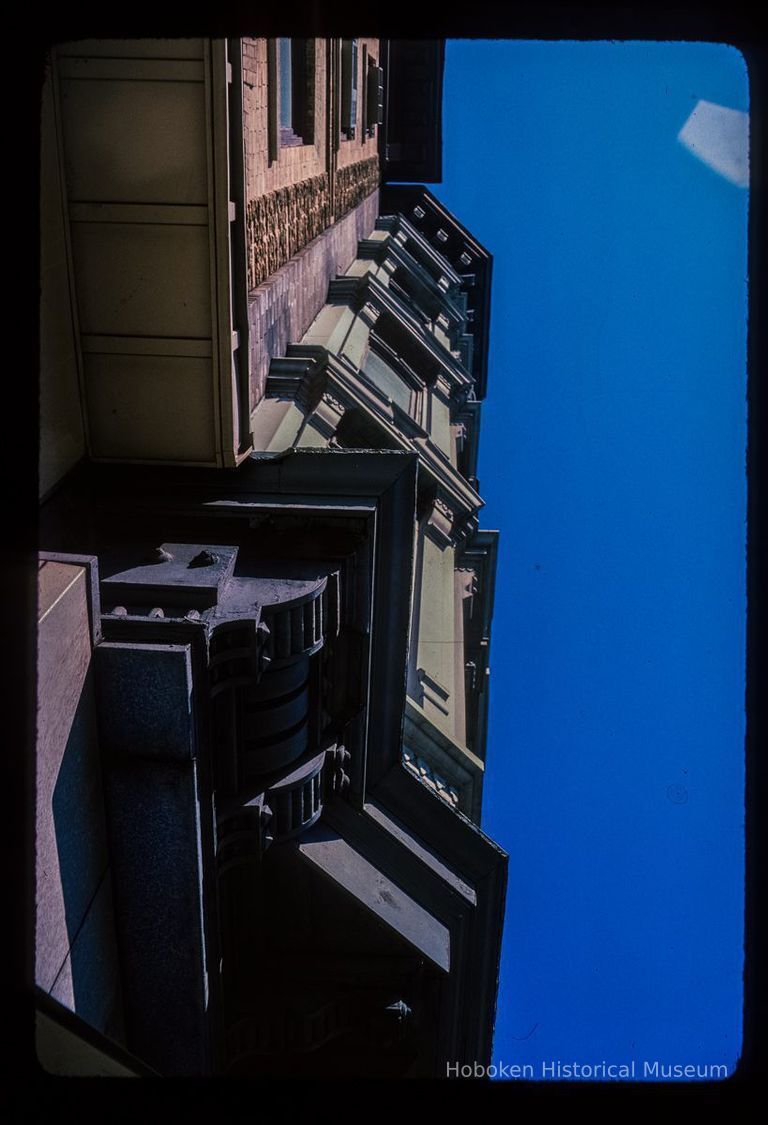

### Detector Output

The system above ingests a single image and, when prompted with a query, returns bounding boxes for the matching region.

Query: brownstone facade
[247,191,380,404]
[242,38,328,201]
[242,38,381,292]
[36,37,507,1079]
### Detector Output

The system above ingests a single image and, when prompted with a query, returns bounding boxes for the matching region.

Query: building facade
[36,37,505,1078]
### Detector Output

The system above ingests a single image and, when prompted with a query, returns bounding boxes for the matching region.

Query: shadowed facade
[36,36,506,1078]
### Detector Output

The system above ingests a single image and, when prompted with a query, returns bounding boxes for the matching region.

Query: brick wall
[248,190,380,410]
[242,37,382,291]
[336,38,381,172]
[242,37,327,202]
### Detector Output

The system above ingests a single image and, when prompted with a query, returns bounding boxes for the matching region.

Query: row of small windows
[267,39,383,159]
[341,39,384,141]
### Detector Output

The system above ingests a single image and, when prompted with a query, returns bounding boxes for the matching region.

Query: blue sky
[432,41,748,1080]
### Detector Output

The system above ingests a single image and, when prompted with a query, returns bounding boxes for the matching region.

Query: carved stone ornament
[425,495,455,548]
[215,742,350,874]
[360,300,381,327]
[321,391,346,415]
[310,389,348,439]
[433,496,453,521]
[402,748,460,809]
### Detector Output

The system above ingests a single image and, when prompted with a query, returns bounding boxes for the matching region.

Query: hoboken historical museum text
[447,1060,730,1080]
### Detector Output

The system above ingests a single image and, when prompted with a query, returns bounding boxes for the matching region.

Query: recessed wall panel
[84,353,216,463]
[60,78,208,205]
[70,221,212,339]
[57,40,204,60]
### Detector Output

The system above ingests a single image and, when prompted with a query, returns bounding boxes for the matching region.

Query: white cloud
[678,100,749,188]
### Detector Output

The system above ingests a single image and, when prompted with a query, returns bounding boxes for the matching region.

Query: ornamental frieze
[333,155,380,220]
[246,174,331,290]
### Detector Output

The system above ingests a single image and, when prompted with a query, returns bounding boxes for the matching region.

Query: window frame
[267,38,315,160]
[340,39,358,140]
[361,330,429,427]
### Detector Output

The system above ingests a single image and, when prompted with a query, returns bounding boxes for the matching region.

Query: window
[360,326,430,427]
[341,39,358,139]
[366,56,384,135]
[278,39,297,143]
[268,39,315,157]
[362,347,413,413]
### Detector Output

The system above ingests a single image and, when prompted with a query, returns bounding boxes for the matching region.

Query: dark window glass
[341,39,358,138]
[277,39,314,147]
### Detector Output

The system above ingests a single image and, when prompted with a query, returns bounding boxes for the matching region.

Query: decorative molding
[402,749,459,809]
[224,989,411,1067]
[433,496,452,521]
[452,421,468,453]
[310,390,348,439]
[402,697,484,820]
[328,744,352,795]
[416,666,451,716]
[216,742,351,875]
[356,236,388,261]
[260,573,341,666]
[327,276,363,304]
[333,155,380,220]
[321,391,347,415]
[384,240,464,337]
[216,795,272,873]
[375,213,463,290]
[363,273,472,395]
[208,617,269,695]
[266,749,327,841]
[456,567,478,601]
[359,300,381,328]
[272,313,479,541]
[425,494,454,547]
[212,574,341,781]
[246,174,331,290]
[266,355,318,403]
[434,371,453,400]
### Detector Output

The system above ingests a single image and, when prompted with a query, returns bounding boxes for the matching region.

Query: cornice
[327,270,472,395]
[268,345,486,543]
[365,273,473,394]
[381,188,493,265]
[367,231,467,335]
[376,213,464,288]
